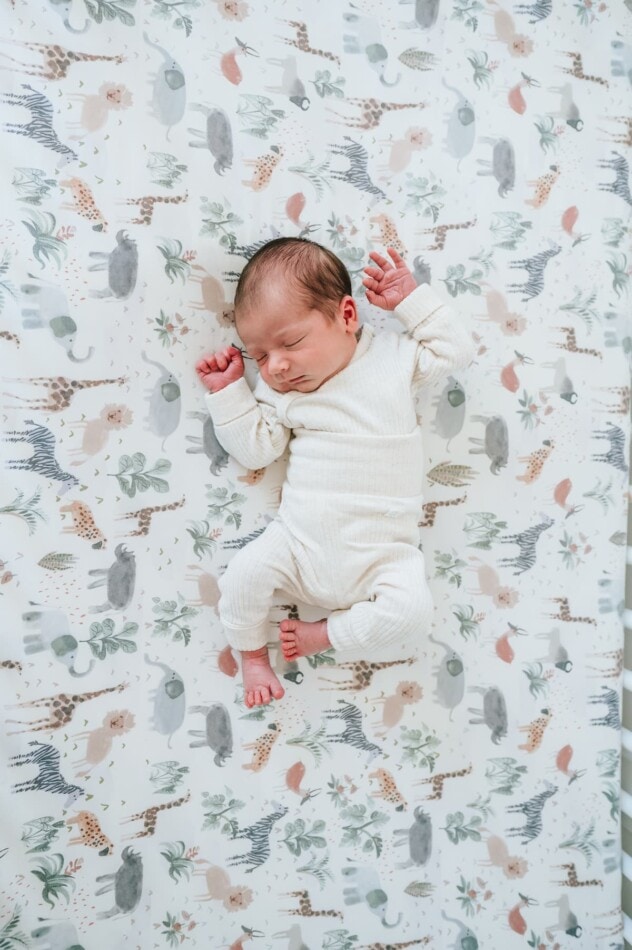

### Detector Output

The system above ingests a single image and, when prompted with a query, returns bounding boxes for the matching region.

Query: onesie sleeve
[393,282,475,389]
[204,375,291,469]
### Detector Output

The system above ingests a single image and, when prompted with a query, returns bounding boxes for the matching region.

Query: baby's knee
[401,577,433,637]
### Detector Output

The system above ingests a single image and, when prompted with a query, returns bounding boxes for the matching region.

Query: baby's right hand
[196,346,244,393]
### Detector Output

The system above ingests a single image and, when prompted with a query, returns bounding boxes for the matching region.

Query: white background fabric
[0,1,630,947]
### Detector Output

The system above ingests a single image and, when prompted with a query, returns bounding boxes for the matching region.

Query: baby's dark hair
[233,237,352,322]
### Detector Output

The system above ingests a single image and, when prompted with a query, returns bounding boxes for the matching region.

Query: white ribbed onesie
[205,282,474,654]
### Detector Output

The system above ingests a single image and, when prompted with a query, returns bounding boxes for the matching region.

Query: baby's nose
[268,351,290,374]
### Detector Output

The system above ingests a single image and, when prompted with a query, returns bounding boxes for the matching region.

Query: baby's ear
[341,295,358,329]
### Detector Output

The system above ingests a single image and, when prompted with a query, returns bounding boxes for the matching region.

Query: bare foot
[279,619,331,660]
[241,647,285,708]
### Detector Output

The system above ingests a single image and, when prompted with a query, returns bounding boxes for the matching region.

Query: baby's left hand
[363,247,417,311]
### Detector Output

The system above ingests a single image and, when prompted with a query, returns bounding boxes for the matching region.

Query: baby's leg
[325,550,433,653]
[218,520,302,707]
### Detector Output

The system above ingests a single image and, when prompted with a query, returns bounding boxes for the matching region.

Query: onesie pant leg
[326,549,433,654]
[217,519,303,652]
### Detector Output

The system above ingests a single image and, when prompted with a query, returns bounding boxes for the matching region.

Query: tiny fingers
[368,250,392,269]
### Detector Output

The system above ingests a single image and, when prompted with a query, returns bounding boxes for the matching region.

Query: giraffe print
[546,596,597,626]
[120,192,189,226]
[6,683,128,734]
[2,375,128,412]
[419,493,468,528]
[559,51,609,87]
[116,497,186,537]
[328,98,426,131]
[0,40,124,80]
[276,20,340,65]
[418,217,477,252]
[122,792,191,840]
[553,326,603,359]
[318,658,414,692]
[280,889,343,918]
[414,764,473,800]
[553,863,603,888]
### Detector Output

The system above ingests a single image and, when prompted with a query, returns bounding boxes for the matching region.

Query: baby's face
[237,285,359,394]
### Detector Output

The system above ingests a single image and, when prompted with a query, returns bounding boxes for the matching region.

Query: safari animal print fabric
[0,1,630,947]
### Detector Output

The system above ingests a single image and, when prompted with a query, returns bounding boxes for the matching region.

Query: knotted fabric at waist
[284,427,425,497]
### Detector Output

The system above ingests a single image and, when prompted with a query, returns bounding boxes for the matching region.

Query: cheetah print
[516,439,554,484]
[60,176,108,231]
[518,708,552,752]
[370,213,407,256]
[369,767,408,809]
[66,810,114,855]
[242,722,282,772]
[525,165,560,208]
[242,147,284,191]
[60,499,106,549]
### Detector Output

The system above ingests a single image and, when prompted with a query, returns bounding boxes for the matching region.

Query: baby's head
[234,237,359,394]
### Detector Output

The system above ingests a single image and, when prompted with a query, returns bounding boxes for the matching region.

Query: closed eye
[285,335,306,349]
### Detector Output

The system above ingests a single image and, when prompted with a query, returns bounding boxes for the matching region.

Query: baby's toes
[280,619,297,634]
[260,685,271,704]
[271,681,285,700]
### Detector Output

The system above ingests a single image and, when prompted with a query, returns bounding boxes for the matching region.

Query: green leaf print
[186,520,220,559]
[282,818,327,856]
[310,70,346,98]
[201,791,245,835]
[340,803,388,857]
[485,757,527,796]
[84,0,135,25]
[30,853,76,908]
[0,487,46,535]
[206,485,246,530]
[112,453,171,497]
[21,817,65,854]
[87,618,138,660]
[22,211,68,269]
[400,724,440,771]
[152,593,198,646]
[441,263,484,297]
[443,811,483,844]
[433,550,467,587]
[464,512,508,549]
[451,604,481,640]
[160,841,196,882]
[0,905,29,949]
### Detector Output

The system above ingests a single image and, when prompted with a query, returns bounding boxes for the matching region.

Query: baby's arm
[364,248,475,388]
[196,346,291,469]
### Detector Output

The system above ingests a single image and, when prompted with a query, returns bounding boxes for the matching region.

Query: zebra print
[507,244,561,302]
[506,782,558,844]
[1,84,78,163]
[328,136,386,200]
[498,515,554,575]
[227,802,288,873]
[3,419,79,492]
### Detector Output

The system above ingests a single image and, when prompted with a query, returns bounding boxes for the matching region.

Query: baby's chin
[270,376,321,394]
